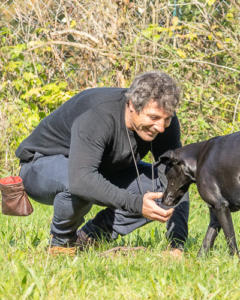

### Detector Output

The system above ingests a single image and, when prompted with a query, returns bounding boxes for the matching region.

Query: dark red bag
[0,176,33,216]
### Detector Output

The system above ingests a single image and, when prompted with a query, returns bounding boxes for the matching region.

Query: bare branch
[26,40,109,57]
[50,30,100,44]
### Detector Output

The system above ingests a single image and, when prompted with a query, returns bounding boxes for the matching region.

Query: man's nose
[153,120,166,133]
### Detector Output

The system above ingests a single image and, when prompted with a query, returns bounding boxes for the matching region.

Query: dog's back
[196,131,240,211]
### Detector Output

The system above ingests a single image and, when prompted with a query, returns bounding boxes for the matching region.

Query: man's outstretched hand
[142,192,174,222]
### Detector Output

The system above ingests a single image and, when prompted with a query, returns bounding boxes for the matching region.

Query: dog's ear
[154,150,177,167]
[181,160,196,181]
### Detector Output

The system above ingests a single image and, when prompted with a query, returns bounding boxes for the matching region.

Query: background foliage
[0,0,239,176]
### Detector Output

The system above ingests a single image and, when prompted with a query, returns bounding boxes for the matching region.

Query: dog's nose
[159,195,175,209]
[164,195,175,206]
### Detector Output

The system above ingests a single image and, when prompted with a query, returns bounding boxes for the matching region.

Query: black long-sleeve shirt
[16,88,181,214]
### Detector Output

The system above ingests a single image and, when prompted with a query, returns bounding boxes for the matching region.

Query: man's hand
[142,192,174,222]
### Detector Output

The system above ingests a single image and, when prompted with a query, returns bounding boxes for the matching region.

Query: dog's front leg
[198,208,221,257]
[213,205,239,257]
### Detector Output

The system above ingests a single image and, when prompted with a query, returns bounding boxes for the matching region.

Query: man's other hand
[142,192,174,222]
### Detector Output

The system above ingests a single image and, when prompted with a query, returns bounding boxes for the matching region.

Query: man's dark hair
[125,71,180,113]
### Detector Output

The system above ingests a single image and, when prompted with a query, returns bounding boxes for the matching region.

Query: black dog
[156,131,240,257]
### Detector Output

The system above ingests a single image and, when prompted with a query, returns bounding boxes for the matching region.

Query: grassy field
[1,186,240,300]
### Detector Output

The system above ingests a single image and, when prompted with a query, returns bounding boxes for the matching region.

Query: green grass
[1,187,240,300]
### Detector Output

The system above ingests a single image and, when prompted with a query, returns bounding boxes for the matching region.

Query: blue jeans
[20,152,189,247]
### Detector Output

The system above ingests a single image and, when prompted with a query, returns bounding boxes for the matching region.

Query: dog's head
[155,150,195,207]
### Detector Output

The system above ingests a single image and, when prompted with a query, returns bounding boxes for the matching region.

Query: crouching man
[16,71,189,256]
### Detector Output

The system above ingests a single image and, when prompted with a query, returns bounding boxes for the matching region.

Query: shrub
[0,0,239,175]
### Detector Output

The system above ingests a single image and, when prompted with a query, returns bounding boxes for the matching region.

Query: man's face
[128,99,173,141]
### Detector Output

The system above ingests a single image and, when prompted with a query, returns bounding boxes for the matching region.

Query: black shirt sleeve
[68,110,143,214]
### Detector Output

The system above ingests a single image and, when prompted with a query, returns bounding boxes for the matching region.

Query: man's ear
[154,150,176,167]
[128,100,135,113]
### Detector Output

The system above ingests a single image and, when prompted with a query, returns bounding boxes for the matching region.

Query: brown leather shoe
[75,229,98,250]
[48,230,98,255]
[48,246,76,256]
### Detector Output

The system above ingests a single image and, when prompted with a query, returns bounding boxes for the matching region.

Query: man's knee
[53,192,92,221]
